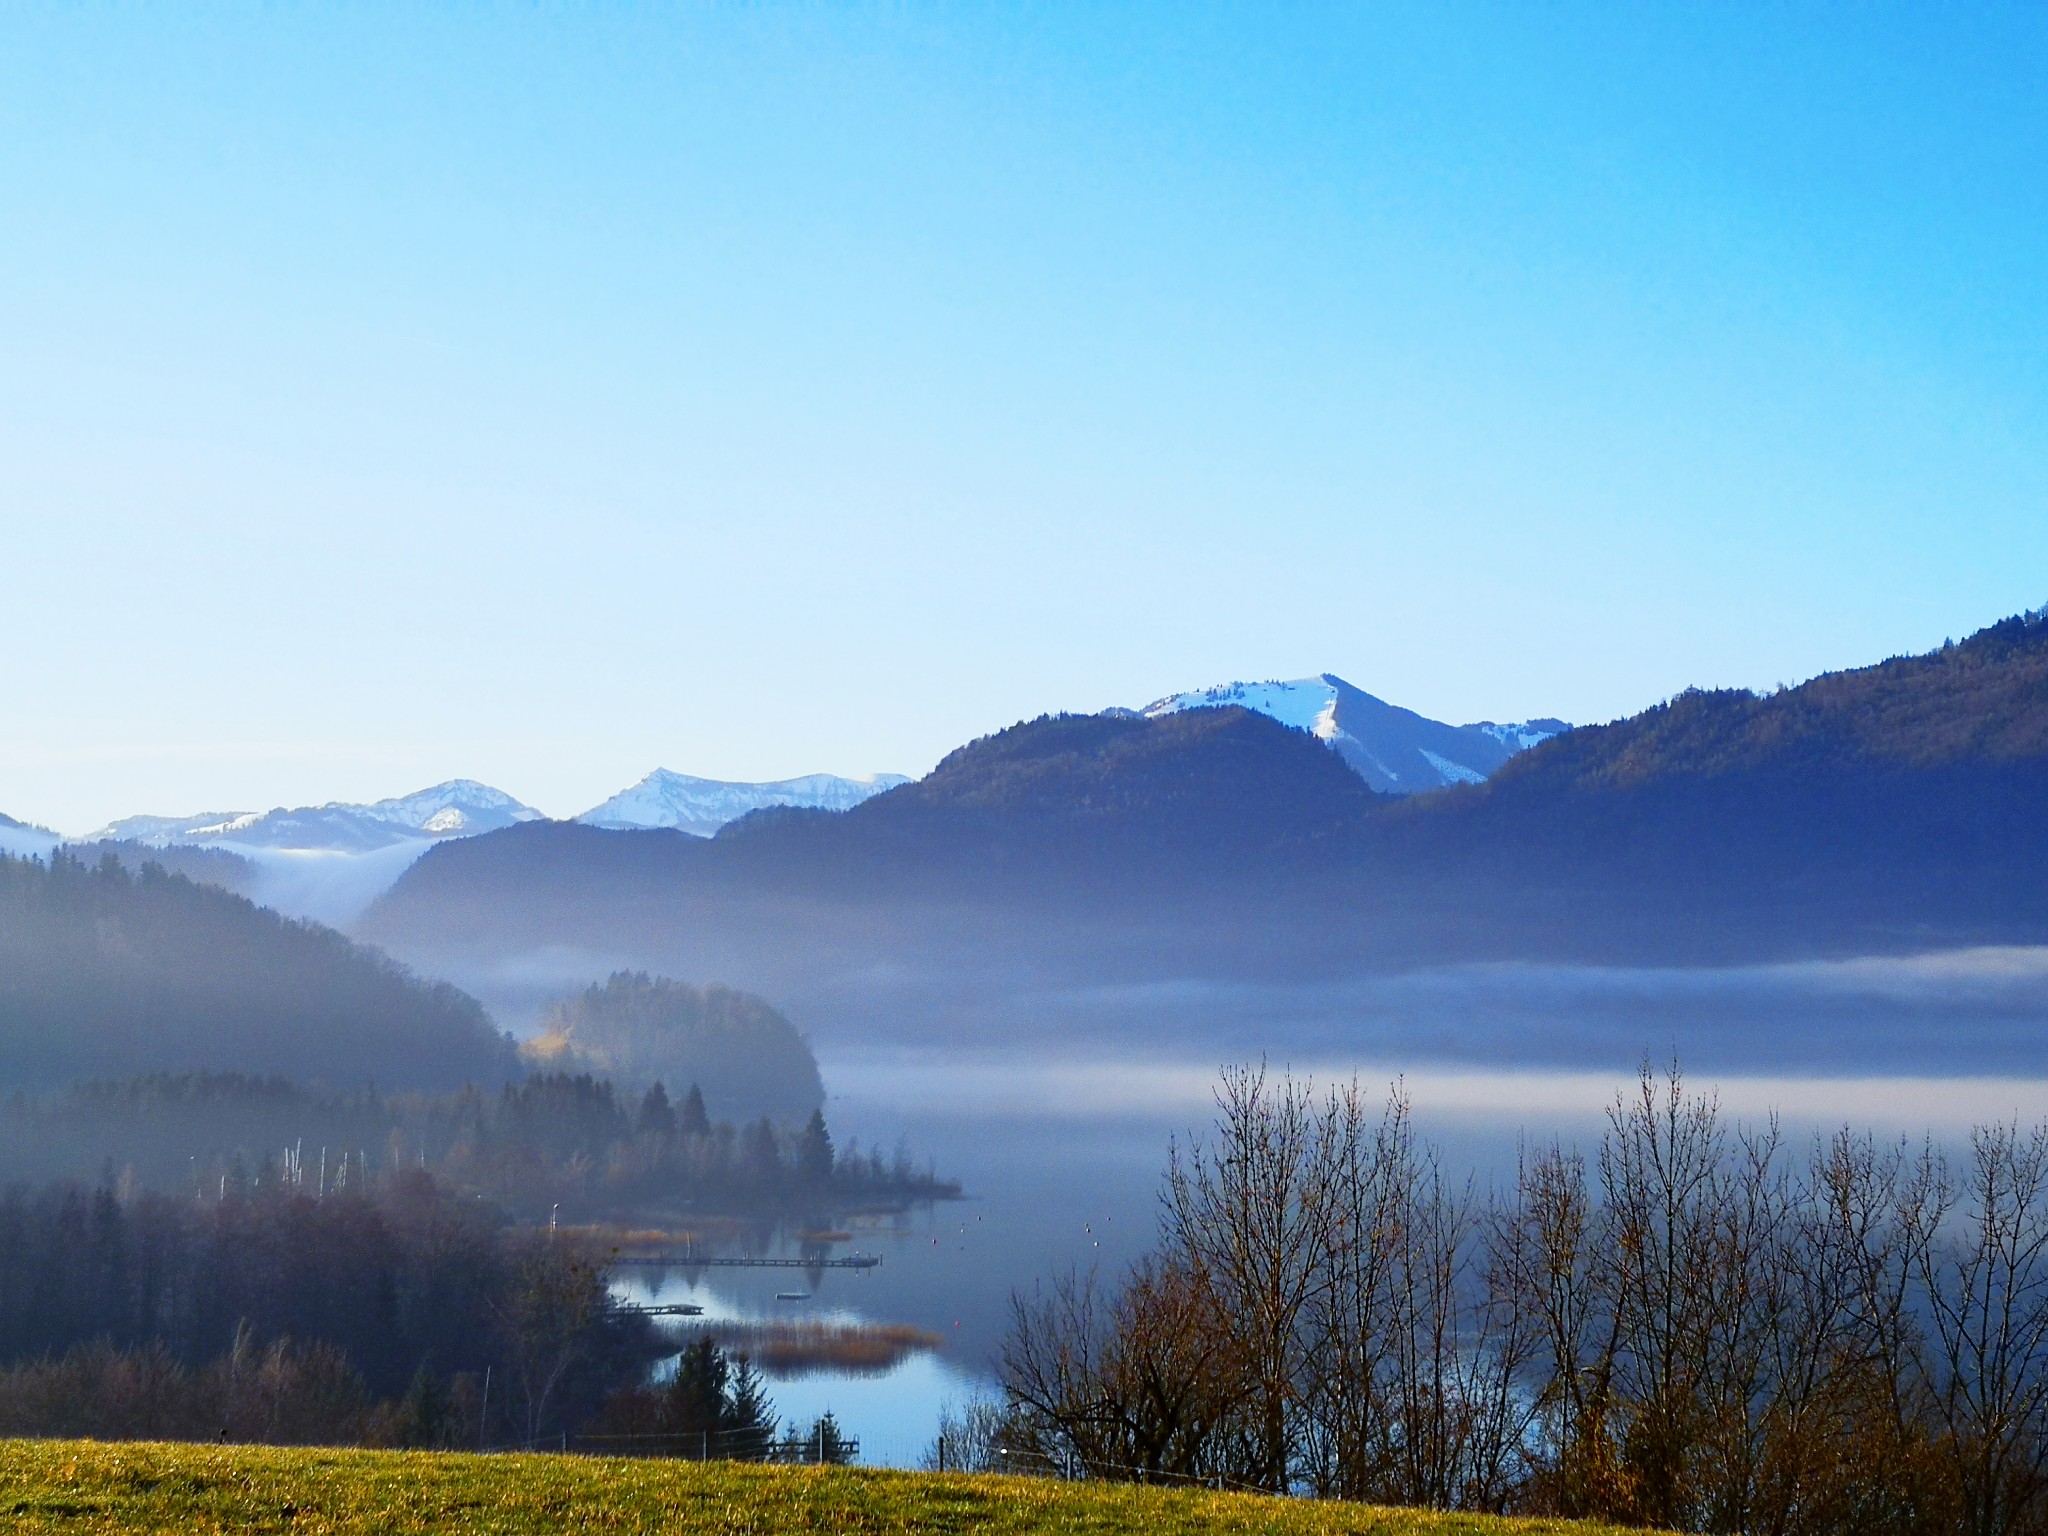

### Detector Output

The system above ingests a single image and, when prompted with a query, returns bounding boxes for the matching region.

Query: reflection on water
[610,1039,2048,1468]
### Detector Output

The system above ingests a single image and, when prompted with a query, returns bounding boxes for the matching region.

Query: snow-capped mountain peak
[579,769,911,837]
[1146,677,1345,740]
[91,779,544,852]
[1143,673,1566,795]
[360,779,546,837]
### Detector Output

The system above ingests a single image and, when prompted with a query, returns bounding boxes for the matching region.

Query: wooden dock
[608,1252,881,1270]
[613,1302,706,1317]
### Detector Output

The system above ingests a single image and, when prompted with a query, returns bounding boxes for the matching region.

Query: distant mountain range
[77,771,915,854]
[358,610,2048,1015]
[9,773,911,923]
[93,779,547,852]
[4,674,1555,870]
[2,675,1562,922]
[1141,674,1566,794]
[578,770,911,836]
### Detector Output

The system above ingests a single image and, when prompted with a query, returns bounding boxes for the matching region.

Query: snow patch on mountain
[1476,721,1567,752]
[1154,679,1345,740]
[580,770,912,837]
[1143,674,1567,795]
[1418,749,1487,786]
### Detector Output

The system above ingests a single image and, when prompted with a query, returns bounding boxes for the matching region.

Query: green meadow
[0,1440,1651,1535]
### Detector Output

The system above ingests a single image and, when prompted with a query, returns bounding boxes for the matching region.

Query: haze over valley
[7,7,2048,1521]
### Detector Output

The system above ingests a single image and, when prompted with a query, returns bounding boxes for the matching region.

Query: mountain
[75,781,546,927]
[95,779,544,853]
[0,849,516,1090]
[359,706,1387,1007]
[1142,674,1566,794]
[579,770,911,837]
[359,611,2048,1019]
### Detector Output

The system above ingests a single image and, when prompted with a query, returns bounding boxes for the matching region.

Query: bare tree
[1164,1063,1339,1490]
[1000,1060,2048,1536]
[1922,1124,2048,1536]
[489,1233,606,1445]
[1298,1081,1408,1499]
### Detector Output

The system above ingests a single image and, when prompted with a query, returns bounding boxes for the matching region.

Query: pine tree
[722,1352,777,1461]
[398,1365,453,1447]
[796,1109,834,1187]
[678,1084,712,1139]
[810,1409,853,1465]
[636,1082,677,1138]
[663,1337,728,1441]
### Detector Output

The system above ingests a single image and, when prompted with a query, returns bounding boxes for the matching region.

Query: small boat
[774,1290,811,1302]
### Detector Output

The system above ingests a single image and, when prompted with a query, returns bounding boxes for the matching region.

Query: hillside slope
[1359,609,2048,954]
[0,851,515,1090]
[1496,608,2048,788]
[364,611,2048,988]
[0,1439,1643,1536]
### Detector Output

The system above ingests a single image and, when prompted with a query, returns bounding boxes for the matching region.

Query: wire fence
[475,1425,859,1464]
[954,1442,1272,1495]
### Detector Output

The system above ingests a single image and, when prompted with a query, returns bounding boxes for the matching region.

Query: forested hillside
[363,610,2048,983]
[1363,609,2048,956]
[1493,607,2048,788]
[0,852,516,1089]
[528,972,826,1121]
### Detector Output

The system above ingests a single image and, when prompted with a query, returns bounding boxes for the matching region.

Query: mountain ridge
[94,779,545,852]
[361,609,2048,986]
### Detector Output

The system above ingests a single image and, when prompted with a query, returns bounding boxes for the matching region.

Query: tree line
[0,1169,859,1457]
[0,1070,957,1223]
[999,1065,2048,1536]
[0,1170,642,1445]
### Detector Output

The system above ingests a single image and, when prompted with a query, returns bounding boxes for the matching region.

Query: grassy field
[0,1440,1651,1535]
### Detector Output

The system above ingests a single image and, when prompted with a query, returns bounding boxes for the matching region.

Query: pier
[608,1252,882,1270]
[613,1302,706,1317]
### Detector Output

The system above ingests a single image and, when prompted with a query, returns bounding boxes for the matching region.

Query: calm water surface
[617,1045,2048,1467]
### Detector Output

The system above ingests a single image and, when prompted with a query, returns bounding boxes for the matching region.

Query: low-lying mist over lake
[432,939,2048,1078]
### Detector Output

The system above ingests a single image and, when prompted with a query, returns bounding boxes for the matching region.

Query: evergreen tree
[796,1109,834,1187]
[811,1409,853,1465]
[397,1365,453,1447]
[723,1353,777,1461]
[677,1085,712,1140]
[636,1082,677,1138]
[662,1337,728,1442]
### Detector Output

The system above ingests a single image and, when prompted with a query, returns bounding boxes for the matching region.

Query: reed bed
[694,1320,943,1376]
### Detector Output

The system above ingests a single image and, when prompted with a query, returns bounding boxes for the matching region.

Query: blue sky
[3,5,2045,829]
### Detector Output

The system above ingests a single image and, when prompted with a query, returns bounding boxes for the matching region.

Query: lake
[617,1036,2048,1467]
